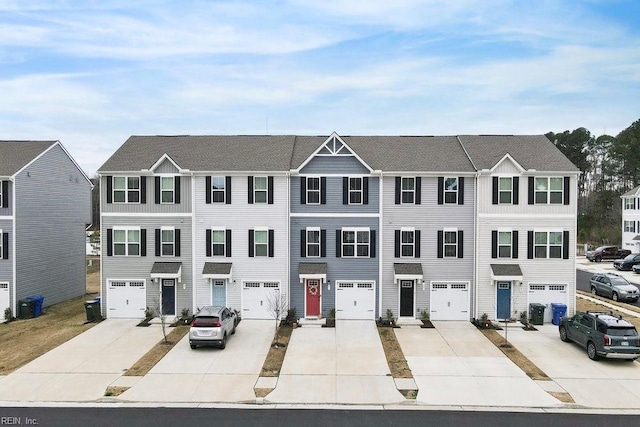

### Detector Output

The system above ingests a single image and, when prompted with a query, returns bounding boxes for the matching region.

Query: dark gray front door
[162,279,176,315]
[400,280,414,317]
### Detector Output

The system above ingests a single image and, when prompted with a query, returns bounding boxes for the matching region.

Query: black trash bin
[529,303,546,325]
[18,299,35,319]
[84,299,101,322]
[27,295,44,317]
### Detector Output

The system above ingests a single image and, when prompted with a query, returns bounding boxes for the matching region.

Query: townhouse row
[98,133,579,323]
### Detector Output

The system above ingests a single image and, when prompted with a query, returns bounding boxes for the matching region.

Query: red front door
[306,279,321,316]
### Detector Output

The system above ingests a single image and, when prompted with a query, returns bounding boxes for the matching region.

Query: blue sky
[1,0,639,175]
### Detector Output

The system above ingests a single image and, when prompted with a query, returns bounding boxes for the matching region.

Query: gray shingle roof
[394,263,424,275]
[0,141,57,176]
[299,262,327,275]
[150,262,182,275]
[622,186,640,197]
[202,262,232,275]
[490,264,523,276]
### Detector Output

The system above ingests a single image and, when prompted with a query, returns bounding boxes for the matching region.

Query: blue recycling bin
[27,295,45,317]
[551,303,567,326]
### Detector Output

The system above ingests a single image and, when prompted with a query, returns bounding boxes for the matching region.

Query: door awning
[490,264,523,281]
[150,262,182,281]
[202,262,232,279]
[394,263,423,282]
[298,262,327,282]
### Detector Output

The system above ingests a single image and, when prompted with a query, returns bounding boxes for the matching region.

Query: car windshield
[192,316,219,327]
[611,277,630,286]
[607,327,638,337]
[624,254,635,260]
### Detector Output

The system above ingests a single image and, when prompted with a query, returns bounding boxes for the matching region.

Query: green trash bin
[84,299,101,322]
[529,303,546,325]
[18,299,35,319]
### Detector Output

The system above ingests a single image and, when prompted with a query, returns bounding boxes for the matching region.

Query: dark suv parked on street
[559,311,640,360]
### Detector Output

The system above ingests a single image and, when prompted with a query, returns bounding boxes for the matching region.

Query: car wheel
[190,343,197,350]
[559,326,569,342]
[587,341,599,360]
[219,333,227,349]
[612,292,619,302]
[595,256,602,262]
[231,325,236,335]
[591,286,598,296]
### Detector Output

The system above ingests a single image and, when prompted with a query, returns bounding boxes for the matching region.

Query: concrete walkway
[265,320,404,404]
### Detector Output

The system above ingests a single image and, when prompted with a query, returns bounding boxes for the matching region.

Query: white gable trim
[147,153,188,173]
[295,132,373,173]
[488,153,526,173]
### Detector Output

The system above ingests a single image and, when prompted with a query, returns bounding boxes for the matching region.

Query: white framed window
[160,176,175,204]
[443,229,458,257]
[498,177,513,204]
[342,227,370,258]
[254,177,268,204]
[161,227,175,256]
[624,221,636,233]
[254,229,269,257]
[349,177,363,205]
[535,177,563,204]
[401,177,415,204]
[212,229,226,256]
[306,177,321,205]
[534,231,563,259]
[306,227,321,257]
[444,177,458,204]
[211,176,226,203]
[625,198,635,210]
[113,176,140,203]
[113,227,140,256]
[498,231,512,258]
[401,229,415,257]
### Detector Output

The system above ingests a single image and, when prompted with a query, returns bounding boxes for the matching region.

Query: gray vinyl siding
[0,181,12,216]
[193,174,289,313]
[300,155,370,175]
[381,175,475,319]
[100,174,192,214]
[101,216,193,317]
[14,144,91,307]
[290,217,379,318]
[291,176,379,214]
[155,159,179,174]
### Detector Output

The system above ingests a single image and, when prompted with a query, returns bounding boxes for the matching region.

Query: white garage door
[107,280,146,318]
[528,284,567,323]
[335,281,375,320]
[0,283,9,322]
[242,282,281,319]
[430,282,470,321]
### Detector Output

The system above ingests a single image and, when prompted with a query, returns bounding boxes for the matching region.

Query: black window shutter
[140,177,147,204]
[437,230,443,258]
[175,176,181,204]
[106,176,113,204]
[528,177,535,204]
[395,177,401,204]
[248,230,254,257]
[342,177,348,204]
[564,177,570,205]
[437,177,444,205]
[268,229,274,257]
[415,177,422,205]
[513,231,519,258]
[2,232,9,259]
[370,230,376,258]
[106,229,113,256]
[268,177,274,204]
[458,177,464,205]
[300,229,306,257]
[206,230,211,257]
[563,230,569,259]
[140,229,147,256]
[155,177,160,204]
[226,230,232,257]
[2,181,9,208]
[457,230,464,258]
[300,177,306,205]
[527,230,534,259]
[321,229,326,257]
[415,230,421,258]
[512,177,519,205]
[321,177,327,204]
[155,229,161,256]
[363,177,369,205]
[336,230,342,257]
[225,176,232,204]
[175,229,180,257]
[248,176,254,204]
[492,177,499,205]
[491,230,498,258]
[394,230,400,258]
[205,176,212,204]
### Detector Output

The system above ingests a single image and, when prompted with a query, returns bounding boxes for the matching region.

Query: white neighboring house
[86,231,101,256]
[621,186,640,253]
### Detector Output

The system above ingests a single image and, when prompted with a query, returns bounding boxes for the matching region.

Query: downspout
[286,169,290,318]
[11,176,16,319]
[98,173,103,316]
[191,171,197,314]
[378,171,383,319]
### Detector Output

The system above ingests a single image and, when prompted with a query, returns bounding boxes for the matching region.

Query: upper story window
[160,228,175,256]
[499,178,512,204]
[342,228,370,258]
[624,221,636,233]
[306,177,321,205]
[444,178,458,204]
[402,178,415,204]
[161,177,175,204]
[437,229,463,258]
[0,180,6,208]
[534,231,563,258]
[491,230,518,259]
[342,177,369,205]
[113,227,140,256]
[206,176,231,204]
[535,177,563,204]
[249,228,274,257]
[306,228,321,257]
[349,177,363,205]
[438,177,464,205]
[625,198,636,210]
[498,231,512,257]
[248,176,273,204]
[206,228,231,257]
[113,177,140,203]
[401,229,414,257]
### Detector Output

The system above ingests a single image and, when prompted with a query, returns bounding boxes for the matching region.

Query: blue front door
[212,280,226,307]
[496,282,511,320]
[161,279,176,315]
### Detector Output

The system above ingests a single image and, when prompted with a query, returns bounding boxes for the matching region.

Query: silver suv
[189,306,239,349]
[589,273,640,303]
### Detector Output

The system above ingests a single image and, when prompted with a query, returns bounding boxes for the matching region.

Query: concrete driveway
[117,319,274,403]
[265,320,404,404]
[497,323,640,408]
[0,319,163,402]
[395,321,561,407]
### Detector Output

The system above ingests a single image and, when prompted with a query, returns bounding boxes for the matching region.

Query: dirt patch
[259,325,293,377]
[480,328,550,381]
[254,388,273,398]
[548,391,575,403]
[0,293,99,375]
[104,386,130,397]
[576,296,640,330]
[123,325,189,376]
[376,326,412,378]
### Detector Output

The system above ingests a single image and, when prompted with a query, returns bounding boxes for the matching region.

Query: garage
[528,284,567,323]
[242,281,281,319]
[107,280,146,318]
[430,282,470,321]
[335,281,375,320]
